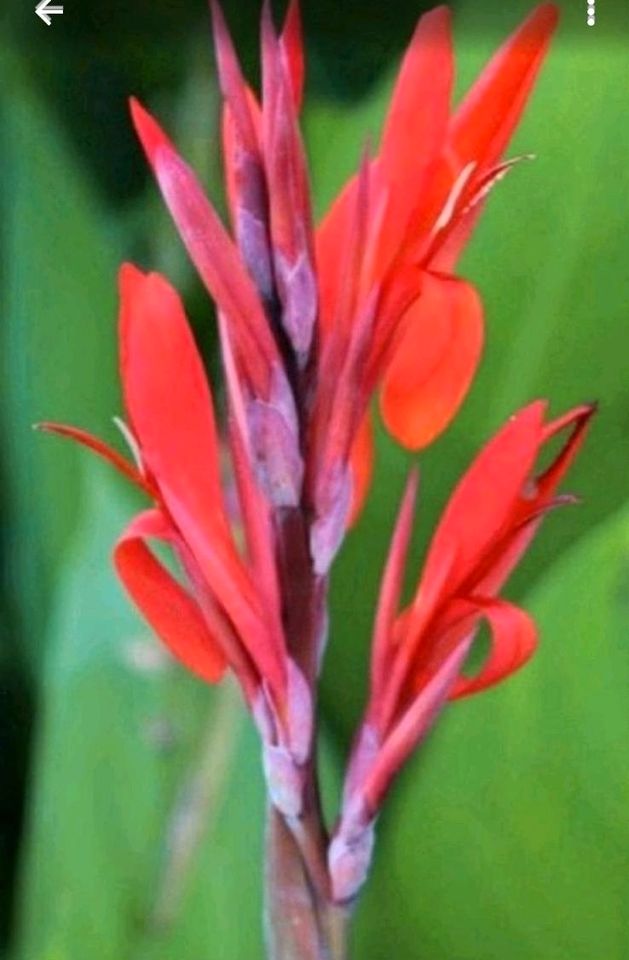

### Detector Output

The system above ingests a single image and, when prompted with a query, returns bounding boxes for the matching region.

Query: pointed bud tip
[524,3,560,37]
[129,97,172,162]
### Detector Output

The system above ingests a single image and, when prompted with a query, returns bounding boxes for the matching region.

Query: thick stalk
[264,806,349,960]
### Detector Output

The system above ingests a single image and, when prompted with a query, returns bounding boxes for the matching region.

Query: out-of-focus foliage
[17,467,265,960]
[1,62,119,667]
[1,0,628,958]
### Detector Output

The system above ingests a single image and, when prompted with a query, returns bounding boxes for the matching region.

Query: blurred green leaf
[15,466,265,960]
[353,501,629,960]
[1,63,121,670]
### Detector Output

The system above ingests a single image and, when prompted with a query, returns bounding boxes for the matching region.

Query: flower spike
[43,5,594,948]
[330,401,594,902]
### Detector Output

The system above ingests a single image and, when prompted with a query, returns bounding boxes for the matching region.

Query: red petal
[281,0,305,110]
[114,509,227,683]
[210,0,259,154]
[376,6,453,270]
[420,401,546,598]
[118,264,284,693]
[380,273,484,450]
[364,637,471,814]
[537,403,595,499]
[449,597,537,699]
[316,170,361,337]
[348,410,375,526]
[470,404,595,596]
[449,5,558,173]
[371,469,419,707]
[221,89,263,219]
[129,98,277,393]
[36,421,154,496]
[261,4,316,357]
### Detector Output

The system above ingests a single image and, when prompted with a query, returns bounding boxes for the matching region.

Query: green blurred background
[1,0,629,957]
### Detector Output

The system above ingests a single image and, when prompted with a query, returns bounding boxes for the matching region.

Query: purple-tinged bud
[247,398,304,506]
[237,205,275,305]
[252,685,278,744]
[263,742,305,819]
[343,723,380,807]
[328,795,376,904]
[285,658,313,764]
[274,248,318,363]
[310,462,352,575]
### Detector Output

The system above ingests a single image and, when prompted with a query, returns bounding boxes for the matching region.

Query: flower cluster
[42,0,592,908]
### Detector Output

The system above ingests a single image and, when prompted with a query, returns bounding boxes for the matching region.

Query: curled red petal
[114,509,227,684]
[36,421,155,497]
[380,273,484,450]
[420,401,546,600]
[449,596,537,699]
[537,403,596,499]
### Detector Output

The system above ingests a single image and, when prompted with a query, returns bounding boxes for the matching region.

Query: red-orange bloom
[128,1,558,569]
[329,401,594,901]
[317,2,558,466]
[39,3,578,844]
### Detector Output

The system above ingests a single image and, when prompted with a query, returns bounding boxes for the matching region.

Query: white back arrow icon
[35,0,64,25]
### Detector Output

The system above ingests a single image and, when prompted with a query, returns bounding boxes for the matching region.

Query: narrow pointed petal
[376,6,453,268]
[281,0,305,110]
[537,403,595,499]
[450,597,537,699]
[219,314,283,622]
[471,404,596,596]
[380,273,484,450]
[222,101,274,304]
[118,264,285,693]
[211,2,274,303]
[311,291,379,573]
[210,0,259,151]
[364,638,472,813]
[371,470,419,704]
[36,421,155,496]
[348,411,374,526]
[449,5,558,173]
[261,5,317,359]
[316,170,362,336]
[129,98,277,392]
[114,509,227,683]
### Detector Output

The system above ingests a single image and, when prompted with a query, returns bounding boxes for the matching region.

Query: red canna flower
[329,401,595,902]
[127,0,558,570]
[40,3,591,953]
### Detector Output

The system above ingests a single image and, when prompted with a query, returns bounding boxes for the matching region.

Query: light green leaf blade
[15,467,265,960]
[1,63,120,669]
